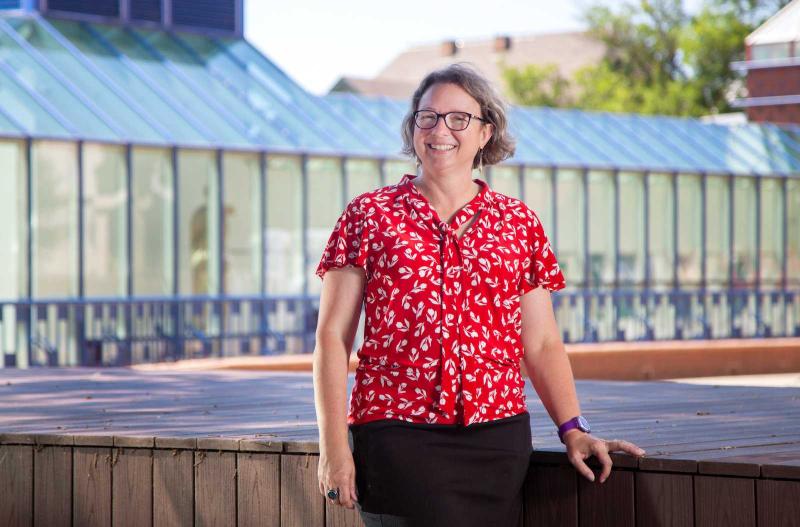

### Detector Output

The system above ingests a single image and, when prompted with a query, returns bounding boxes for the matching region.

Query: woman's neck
[413,169,481,222]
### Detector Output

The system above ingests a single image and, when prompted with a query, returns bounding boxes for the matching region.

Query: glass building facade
[0,8,799,367]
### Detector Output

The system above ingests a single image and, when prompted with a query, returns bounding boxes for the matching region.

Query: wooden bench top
[1,368,798,479]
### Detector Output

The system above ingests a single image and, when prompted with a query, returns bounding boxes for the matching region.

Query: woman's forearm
[524,340,582,429]
[312,333,352,455]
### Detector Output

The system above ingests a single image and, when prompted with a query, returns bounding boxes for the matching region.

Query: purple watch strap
[558,416,590,443]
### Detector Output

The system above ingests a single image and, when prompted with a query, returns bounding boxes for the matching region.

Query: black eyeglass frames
[413,110,489,131]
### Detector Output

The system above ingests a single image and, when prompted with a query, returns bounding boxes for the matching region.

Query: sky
[245,0,599,95]
[245,0,708,95]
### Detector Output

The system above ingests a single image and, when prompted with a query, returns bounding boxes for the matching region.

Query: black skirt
[349,411,532,527]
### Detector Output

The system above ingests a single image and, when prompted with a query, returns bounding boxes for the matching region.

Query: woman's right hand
[318,445,359,509]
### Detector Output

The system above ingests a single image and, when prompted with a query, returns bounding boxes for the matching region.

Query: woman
[313,63,645,527]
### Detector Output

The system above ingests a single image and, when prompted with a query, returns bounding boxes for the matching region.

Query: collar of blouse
[396,174,496,240]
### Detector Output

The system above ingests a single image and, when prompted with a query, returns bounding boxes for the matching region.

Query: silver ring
[327,488,339,500]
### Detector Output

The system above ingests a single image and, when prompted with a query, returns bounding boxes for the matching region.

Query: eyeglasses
[413,110,488,131]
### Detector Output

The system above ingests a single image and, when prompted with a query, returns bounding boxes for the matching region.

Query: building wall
[747,67,800,98]
[747,104,800,124]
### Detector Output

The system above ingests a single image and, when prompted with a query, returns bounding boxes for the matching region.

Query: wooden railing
[1,434,798,526]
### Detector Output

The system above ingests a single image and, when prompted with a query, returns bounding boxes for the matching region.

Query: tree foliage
[502,0,791,116]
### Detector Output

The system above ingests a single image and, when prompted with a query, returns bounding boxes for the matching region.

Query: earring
[478,147,484,179]
[415,157,421,175]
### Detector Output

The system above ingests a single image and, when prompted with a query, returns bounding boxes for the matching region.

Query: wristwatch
[558,416,591,443]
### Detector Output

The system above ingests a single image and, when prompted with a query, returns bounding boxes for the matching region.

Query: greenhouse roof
[1,12,800,176]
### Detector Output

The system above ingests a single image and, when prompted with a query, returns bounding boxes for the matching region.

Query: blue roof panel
[0,11,798,175]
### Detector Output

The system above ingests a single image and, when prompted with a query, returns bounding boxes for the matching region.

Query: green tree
[502,0,791,116]
[501,63,574,107]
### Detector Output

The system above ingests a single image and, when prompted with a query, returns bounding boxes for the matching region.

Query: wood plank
[325,501,364,527]
[153,449,193,527]
[237,452,280,527]
[757,479,800,527]
[281,454,324,527]
[112,448,153,527]
[2,370,800,478]
[523,464,577,527]
[73,447,112,527]
[694,475,755,527]
[194,450,237,527]
[34,445,72,527]
[0,445,33,527]
[635,472,692,527]
[578,470,634,527]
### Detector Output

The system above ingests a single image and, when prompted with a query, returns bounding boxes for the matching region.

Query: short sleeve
[519,209,566,295]
[315,197,370,280]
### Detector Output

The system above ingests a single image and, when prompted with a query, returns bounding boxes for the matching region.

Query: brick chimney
[441,40,458,56]
[493,35,512,52]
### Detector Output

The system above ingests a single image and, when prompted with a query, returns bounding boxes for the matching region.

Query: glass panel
[0,106,23,135]
[588,170,615,287]
[345,158,380,201]
[523,167,553,232]
[307,157,344,296]
[490,165,521,199]
[733,176,757,286]
[383,160,414,184]
[0,27,118,140]
[266,155,303,295]
[223,151,261,295]
[178,149,219,296]
[705,175,730,287]
[177,33,339,151]
[556,168,584,285]
[132,147,173,296]
[0,140,27,300]
[681,120,754,175]
[619,172,645,285]
[739,124,797,174]
[323,94,397,150]
[639,116,723,172]
[90,24,252,147]
[760,177,784,286]
[7,18,164,143]
[525,110,610,166]
[648,172,674,288]
[677,174,702,286]
[752,42,791,61]
[788,178,800,285]
[220,38,367,150]
[0,65,72,137]
[83,143,126,297]
[133,28,293,148]
[32,140,78,298]
[578,113,664,169]
[547,109,637,167]
[49,19,208,144]
[512,108,586,166]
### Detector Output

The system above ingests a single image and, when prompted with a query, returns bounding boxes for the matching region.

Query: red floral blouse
[316,174,566,426]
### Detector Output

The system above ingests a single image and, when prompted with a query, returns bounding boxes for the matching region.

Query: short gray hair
[401,63,516,168]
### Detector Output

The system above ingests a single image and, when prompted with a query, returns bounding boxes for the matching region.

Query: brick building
[733,0,800,123]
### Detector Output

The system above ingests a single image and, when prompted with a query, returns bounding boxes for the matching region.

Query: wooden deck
[0,368,799,526]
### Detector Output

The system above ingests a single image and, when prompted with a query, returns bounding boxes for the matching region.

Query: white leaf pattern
[315,174,566,426]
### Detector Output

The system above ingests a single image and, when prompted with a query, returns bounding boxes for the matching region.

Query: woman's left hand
[564,432,646,483]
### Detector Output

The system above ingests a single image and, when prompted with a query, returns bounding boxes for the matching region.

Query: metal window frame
[127,28,258,146]
[33,14,174,142]
[81,21,219,143]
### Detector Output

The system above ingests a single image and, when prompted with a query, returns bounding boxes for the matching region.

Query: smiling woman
[312,63,645,527]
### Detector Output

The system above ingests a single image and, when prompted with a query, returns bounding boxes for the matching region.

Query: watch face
[577,416,590,432]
